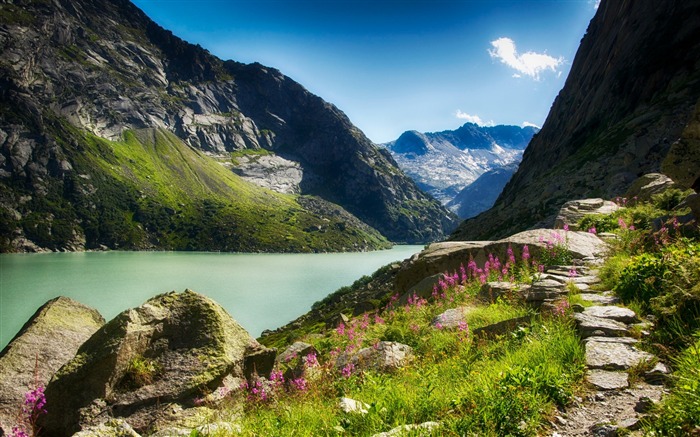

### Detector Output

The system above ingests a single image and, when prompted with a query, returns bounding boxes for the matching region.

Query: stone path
[535,264,668,436]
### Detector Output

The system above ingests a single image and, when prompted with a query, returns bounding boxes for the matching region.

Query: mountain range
[382,123,537,218]
[0,0,457,253]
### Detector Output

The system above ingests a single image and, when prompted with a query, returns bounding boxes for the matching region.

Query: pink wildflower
[522,245,530,261]
[291,377,308,392]
[341,363,355,378]
[304,352,318,368]
[588,227,597,235]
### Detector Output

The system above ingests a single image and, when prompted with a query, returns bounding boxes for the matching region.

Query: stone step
[578,293,620,305]
[582,306,638,324]
[585,339,655,370]
[587,369,629,390]
[574,313,629,338]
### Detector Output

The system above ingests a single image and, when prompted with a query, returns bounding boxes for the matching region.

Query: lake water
[0,246,422,350]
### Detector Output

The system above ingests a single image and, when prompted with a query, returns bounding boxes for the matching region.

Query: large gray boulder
[0,297,104,435]
[394,230,606,295]
[336,342,413,373]
[40,290,274,436]
[625,173,676,201]
[554,198,621,230]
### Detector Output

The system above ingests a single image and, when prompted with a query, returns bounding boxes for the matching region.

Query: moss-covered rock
[0,296,104,435]
[40,290,274,436]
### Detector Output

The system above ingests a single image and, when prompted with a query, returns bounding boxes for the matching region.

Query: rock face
[336,342,413,372]
[40,290,274,436]
[451,0,700,240]
[624,173,677,201]
[554,199,620,230]
[447,164,519,219]
[0,0,456,252]
[0,297,104,435]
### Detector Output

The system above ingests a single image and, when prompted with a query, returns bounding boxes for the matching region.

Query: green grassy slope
[0,124,390,252]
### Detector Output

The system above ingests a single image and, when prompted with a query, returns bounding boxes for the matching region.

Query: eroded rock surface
[0,297,104,435]
[40,290,274,436]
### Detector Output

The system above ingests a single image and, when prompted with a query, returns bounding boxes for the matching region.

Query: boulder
[574,313,629,338]
[472,316,531,338]
[625,173,676,201]
[554,199,621,230]
[336,342,413,372]
[40,290,274,436]
[478,282,529,303]
[585,340,655,370]
[71,418,141,437]
[0,297,104,435]
[431,307,474,329]
[583,306,638,324]
[399,272,446,304]
[275,342,318,380]
[394,230,606,295]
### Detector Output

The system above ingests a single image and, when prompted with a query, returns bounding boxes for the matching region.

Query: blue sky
[131,0,600,143]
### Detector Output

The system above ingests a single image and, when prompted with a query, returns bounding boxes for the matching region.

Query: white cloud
[455,110,494,126]
[522,121,541,129]
[591,0,601,9]
[488,37,564,80]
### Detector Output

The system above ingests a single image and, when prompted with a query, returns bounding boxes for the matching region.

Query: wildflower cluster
[539,230,573,266]
[11,385,47,437]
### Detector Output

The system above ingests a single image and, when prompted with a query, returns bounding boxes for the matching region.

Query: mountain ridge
[0,0,457,251]
[382,122,537,216]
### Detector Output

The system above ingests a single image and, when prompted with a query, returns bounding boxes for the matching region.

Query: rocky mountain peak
[0,0,457,251]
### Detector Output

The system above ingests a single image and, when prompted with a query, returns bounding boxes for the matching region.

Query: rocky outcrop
[624,173,677,201]
[40,290,274,436]
[336,342,413,373]
[0,0,456,252]
[554,199,620,230]
[0,297,104,435]
[451,0,700,241]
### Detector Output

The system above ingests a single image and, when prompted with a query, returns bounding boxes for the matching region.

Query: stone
[371,421,440,437]
[336,342,413,373]
[587,370,629,390]
[574,313,629,338]
[625,173,676,201]
[644,362,670,385]
[578,293,620,305]
[72,418,141,437]
[431,307,474,329]
[478,282,529,303]
[554,198,621,230]
[339,397,369,414]
[583,336,638,345]
[634,396,656,413]
[525,279,567,302]
[583,306,638,324]
[40,290,275,436]
[618,417,641,431]
[590,423,618,437]
[196,421,242,435]
[0,297,104,435]
[400,273,446,304]
[472,316,531,338]
[586,340,655,370]
[276,342,318,380]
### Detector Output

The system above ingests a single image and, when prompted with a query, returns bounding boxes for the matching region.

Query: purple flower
[588,227,597,235]
[291,377,308,392]
[304,352,319,368]
[341,363,356,378]
[522,245,530,261]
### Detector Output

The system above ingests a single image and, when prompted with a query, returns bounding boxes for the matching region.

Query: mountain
[451,0,700,240]
[446,164,518,219]
[382,123,537,216]
[0,0,457,252]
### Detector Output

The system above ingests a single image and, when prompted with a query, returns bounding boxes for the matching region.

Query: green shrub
[615,252,665,305]
[644,336,700,435]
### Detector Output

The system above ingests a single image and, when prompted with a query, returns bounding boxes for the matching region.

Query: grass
[190,248,588,436]
[4,122,390,252]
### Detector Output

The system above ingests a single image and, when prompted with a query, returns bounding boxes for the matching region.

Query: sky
[130,0,600,143]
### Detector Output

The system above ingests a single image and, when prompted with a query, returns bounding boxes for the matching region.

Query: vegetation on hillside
[187,189,698,436]
[0,123,390,253]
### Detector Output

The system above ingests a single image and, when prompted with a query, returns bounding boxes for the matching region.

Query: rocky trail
[538,263,668,436]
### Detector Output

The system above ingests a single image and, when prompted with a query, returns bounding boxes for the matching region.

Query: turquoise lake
[0,246,422,350]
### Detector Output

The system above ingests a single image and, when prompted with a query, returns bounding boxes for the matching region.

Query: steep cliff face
[451,0,700,240]
[0,0,456,252]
